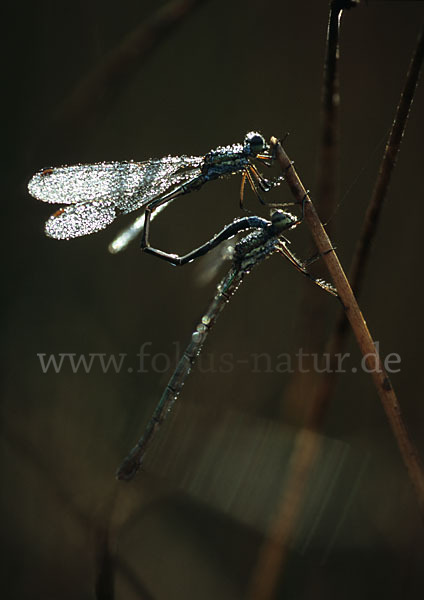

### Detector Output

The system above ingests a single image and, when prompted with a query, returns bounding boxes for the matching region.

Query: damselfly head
[243,132,267,157]
[270,209,298,232]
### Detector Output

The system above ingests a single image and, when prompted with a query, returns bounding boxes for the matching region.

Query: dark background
[3,1,424,598]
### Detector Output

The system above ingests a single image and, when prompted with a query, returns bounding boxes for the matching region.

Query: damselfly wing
[28,157,203,240]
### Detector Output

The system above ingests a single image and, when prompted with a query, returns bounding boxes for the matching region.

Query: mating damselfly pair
[28,132,337,479]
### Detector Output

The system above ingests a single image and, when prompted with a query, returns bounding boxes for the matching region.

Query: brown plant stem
[272,138,424,511]
[315,0,358,223]
[312,23,424,427]
[276,0,357,432]
[349,25,424,298]
[279,0,357,429]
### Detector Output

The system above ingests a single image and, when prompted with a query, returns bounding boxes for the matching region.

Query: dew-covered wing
[44,200,118,239]
[29,156,203,239]
[28,157,203,213]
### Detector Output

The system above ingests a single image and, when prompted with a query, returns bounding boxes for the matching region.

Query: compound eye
[244,131,266,155]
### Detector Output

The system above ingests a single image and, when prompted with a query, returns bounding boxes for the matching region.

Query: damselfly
[117,208,337,480]
[28,132,281,253]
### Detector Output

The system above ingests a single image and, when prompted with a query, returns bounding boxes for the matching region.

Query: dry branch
[272,138,424,514]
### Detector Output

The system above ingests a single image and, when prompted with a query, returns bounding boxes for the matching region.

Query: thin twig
[315,0,358,222]
[349,24,424,297]
[272,138,424,512]
[273,0,357,435]
[313,23,424,424]
[279,0,357,423]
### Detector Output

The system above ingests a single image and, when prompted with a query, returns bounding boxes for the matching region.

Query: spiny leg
[272,191,337,294]
[275,189,308,221]
[248,164,285,208]
[239,164,282,210]
[303,246,337,268]
[245,167,267,205]
[276,242,338,297]
[239,169,263,212]
[240,171,248,210]
[264,160,298,209]
[250,164,284,193]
